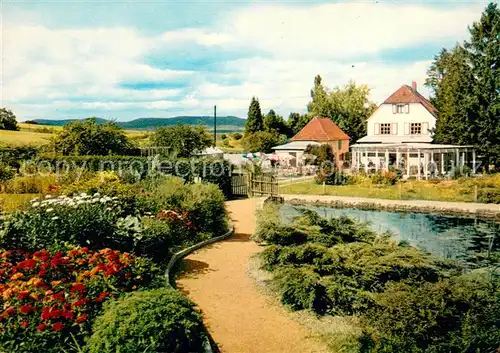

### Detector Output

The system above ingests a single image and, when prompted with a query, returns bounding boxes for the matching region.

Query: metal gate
[231,173,249,198]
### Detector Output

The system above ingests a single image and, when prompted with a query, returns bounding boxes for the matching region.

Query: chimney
[412,81,417,92]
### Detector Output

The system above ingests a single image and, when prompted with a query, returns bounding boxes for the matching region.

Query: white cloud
[1,2,487,120]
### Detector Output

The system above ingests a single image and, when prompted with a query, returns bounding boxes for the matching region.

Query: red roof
[384,85,438,117]
[291,117,350,141]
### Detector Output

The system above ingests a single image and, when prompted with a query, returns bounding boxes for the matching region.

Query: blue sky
[1,0,490,121]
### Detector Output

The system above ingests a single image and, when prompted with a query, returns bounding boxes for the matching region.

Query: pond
[280,204,500,268]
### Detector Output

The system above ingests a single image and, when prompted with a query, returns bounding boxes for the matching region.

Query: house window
[380,123,391,135]
[393,104,409,114]
[410,123,422,135]
[338,140,342,150]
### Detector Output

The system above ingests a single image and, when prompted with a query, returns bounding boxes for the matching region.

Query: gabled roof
[383,85,438,117]
[291,117,350,141]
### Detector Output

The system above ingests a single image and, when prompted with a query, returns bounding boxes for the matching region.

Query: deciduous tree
[0,108,19,131]
[150,125,212,158]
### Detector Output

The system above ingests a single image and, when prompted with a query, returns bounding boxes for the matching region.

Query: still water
[280,204,500,267]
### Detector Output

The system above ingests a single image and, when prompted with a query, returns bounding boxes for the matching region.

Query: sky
[0,0,491,121]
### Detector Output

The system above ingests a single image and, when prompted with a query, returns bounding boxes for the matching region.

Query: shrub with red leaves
[0,247,160,353]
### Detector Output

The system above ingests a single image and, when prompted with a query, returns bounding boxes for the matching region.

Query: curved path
[177,198,329,353]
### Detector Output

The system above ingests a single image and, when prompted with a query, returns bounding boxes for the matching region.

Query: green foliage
[243,131,286,153]
[0,108,19,131]
[370,170,398,185]
[86,289,206,353]
[0,146,39,169]
[263,109,289,136]
[426,3,500,170]
[232,132,243,140]
[273,266,330,313]
[0,163,15,184]
[150,124,212,158]
[287,112,312,136]
[245,96,264,134]
[53,118,134,156]
[361,275,500,352]
[307,76,377,143]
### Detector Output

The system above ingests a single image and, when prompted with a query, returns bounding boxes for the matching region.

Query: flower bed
[0,247,160,352]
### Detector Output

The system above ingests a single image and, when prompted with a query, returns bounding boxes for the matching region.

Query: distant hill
[30,116,245,132]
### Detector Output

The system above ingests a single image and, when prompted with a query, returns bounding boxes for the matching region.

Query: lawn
[279,175,500,203]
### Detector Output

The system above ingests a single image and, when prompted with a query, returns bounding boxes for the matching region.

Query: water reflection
[280,204,500,267]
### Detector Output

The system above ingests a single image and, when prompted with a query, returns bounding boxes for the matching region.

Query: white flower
[45,195,53,199]
[46,208,54,213]
[32,202,40,207]
[99,198,107,203]
[30,198,38,203]
[80,193,88,198]
[77,200,85,205]
[51,216,59,221]
[93,192,101,197]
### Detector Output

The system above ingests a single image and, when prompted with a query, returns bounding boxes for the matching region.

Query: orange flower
[10,272,24,280]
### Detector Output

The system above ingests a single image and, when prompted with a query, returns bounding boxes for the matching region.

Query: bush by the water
[86,289,206,353]
[257,204,500,352]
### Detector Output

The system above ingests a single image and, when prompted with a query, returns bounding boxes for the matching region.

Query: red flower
[17,259,38,270]
[75,314,87,323]
[52,322,64,331]
[51,292,65,302]
[41,307,62,320]
[61,310,74,320]
[19,304,35,315]
[95,292,109,303]
[70,283,86,293]
[73,298,89,307]
[36,323,48,331]
[20,320,29,329]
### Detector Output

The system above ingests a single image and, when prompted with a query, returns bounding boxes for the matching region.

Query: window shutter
[391,123,398,135]
[423,122,429,135]
[392,105,396,114]
[404,122,410,135]
[405,104,409,114]
[375,123,380,135]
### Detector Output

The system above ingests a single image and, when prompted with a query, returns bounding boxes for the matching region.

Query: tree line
[425,2,499,170]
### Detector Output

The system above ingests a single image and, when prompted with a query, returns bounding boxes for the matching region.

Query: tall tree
[54,118,132,156]
[150,125,212,158]
[426,3,499,169]
[287,112,311,136]
[245,97,264,134]
[307,76,376,143]
[425,46,477,145]
[307,75,333,117]
[263,109,288,136]
[465,2,500,168]
[0,108,19,131]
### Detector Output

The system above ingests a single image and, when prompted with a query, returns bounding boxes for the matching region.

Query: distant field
[0,129,53,147]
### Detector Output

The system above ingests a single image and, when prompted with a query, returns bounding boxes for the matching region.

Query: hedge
[30,155,232,197]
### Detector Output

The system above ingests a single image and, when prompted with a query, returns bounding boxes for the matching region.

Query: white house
[351,82,475,178]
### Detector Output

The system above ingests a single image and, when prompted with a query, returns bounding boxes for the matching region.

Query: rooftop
[291,117,350,141]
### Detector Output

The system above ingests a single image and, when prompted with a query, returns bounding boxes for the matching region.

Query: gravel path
[177,198,329,353]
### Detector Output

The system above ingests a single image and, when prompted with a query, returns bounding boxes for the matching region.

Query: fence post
[248,173,253,198]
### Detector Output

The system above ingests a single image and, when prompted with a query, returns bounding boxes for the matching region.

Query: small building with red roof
[272,117,350,167]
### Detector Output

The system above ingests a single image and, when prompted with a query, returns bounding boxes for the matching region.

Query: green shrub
[0,163,15,185]
[323,274,374,315]
[360,275,500,352]
[477,187,500,203]
[0,146,39,169]
[274,266,331,313]
[86,289,207,353]
[4,174,59,194]
[370,170,398,185]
